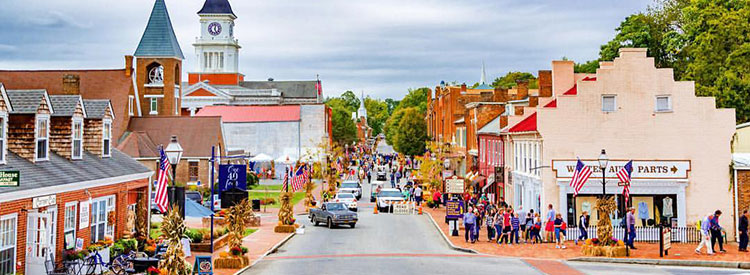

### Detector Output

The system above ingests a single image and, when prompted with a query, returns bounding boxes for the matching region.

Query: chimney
[125,55,134,77]
[538,70,552,98]
[62,74,80,95]
[516,80,529,100]
[514,106,524,116]
[529,96,539,107]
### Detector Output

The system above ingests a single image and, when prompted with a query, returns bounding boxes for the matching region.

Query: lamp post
[165,135,183,212]
[597,149,608,197]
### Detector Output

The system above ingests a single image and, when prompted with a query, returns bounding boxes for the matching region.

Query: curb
[424,211,478,254]
[568,257,750,270]
[234,232,296,275]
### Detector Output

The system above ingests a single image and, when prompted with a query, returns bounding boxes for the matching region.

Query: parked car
[339,180,362,200]
[150,193,162,214]
[309,202,358,228]
[333,192,358,211]
[185,191,203,205]
[376,188,405,213]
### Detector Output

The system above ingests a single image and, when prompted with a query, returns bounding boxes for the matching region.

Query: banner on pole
[218,164,247,191]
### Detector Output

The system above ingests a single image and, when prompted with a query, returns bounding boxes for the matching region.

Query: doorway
[25,212,51,274]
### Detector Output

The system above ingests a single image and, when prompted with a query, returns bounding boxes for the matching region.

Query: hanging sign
[552,160,690,179]
[218,164,247,191]
[0,171,19,187]
[79,201,90,229]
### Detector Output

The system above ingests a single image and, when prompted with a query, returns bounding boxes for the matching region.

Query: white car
[376,188,405,213]
[334,193,358,211]
[339,180,362,199]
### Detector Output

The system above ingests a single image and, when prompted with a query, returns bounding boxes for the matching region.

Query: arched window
[146,62,164,84]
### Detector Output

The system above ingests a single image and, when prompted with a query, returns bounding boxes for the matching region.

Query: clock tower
[193,0,240,74]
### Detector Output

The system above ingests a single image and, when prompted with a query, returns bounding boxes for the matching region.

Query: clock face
[208,22,222,36]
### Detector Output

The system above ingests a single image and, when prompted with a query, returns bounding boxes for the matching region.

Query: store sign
[219,164,247,191]
[0,171,19,187]
[445,176,464,194]
[79,201,90,229]
[552,160,691,179]
[445,200,464,219]
[32,195,56,208]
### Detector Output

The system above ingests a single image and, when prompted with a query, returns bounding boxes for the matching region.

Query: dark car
[150,193,162,214]
[309,202,358,228]
[185,191,203,205]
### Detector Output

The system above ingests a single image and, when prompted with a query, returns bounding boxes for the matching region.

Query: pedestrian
[502,208,512,244]
[389,172,395,188]
[486,209,496,242]
[576,211,590,245]
[709,210,726,253]
[401,186,409,200]
[367,169,371,184]
[524,212,533,243]
[545,204,555,243]
[463,206,477,243]
[739,210,748,252]
[626,207,637,249]
[695,213,715,255]
[532,214,543,244]
[511,213,520,244]
[432,189,442,208]
[494,210,503,243]
[554,213,565,249]
[414,185,423,206]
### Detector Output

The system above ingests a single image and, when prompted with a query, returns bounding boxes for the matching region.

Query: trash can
[252,199,261,211]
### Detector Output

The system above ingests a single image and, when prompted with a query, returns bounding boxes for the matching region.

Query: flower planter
[190,233,230,253]
[213,255,249,269]
[581,244,628,257]
[202,215,260,228]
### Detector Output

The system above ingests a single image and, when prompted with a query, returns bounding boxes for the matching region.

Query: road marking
[264,253,493,261]
[522,259,584,275]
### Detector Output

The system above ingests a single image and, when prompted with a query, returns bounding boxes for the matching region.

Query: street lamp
[598,149,608,197]
[165,135,183,211]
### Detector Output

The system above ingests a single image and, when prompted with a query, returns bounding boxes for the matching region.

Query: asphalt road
[242,162,749,275]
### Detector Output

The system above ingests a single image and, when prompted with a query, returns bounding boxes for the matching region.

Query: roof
[478,115,502,135]
[0,149,151,195]
[509,112,537,133]
[134,0,185,59]
[473,83,494,90]
[196,105,301,123]
[198,0,236,18]
[563,84,577,95]
[117,116,224,158]
[733,153,750,168]
[238,81,318,98]
[544,99,557,108]
[737,121,750,129]
[83,99,113,119]
[6,90,52,114]
[49,95,84,117]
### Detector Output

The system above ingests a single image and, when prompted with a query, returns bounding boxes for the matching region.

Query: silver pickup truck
[309,202,358,228]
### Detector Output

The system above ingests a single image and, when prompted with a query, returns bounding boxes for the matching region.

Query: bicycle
[80,250,136,275]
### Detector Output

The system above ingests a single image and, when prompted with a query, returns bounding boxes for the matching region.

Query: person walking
[709,210,726,253]
[626,207,637,249]
[367,169,372,184]
[463,207,477,243]
[414,185,423,206]
[511,213,521,244]
[494,210,503,243]
[486,209,496,242]
[739,210,748,252]
[545,204,556,243]
[532,214,543,244]
[554,213,565,249]
[432,189,442,208]
[576,211,590,245]
[695,213,715,255]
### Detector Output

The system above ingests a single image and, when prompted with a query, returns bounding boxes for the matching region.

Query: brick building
[0,84,152,274]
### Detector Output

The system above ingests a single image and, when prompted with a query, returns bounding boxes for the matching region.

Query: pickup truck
[309,202,358,228]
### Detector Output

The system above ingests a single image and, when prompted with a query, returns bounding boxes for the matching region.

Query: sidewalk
[423,207,748,264]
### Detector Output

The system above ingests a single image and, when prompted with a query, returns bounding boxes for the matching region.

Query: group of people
[694,209,743,255]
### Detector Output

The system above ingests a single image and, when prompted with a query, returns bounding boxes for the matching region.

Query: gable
[185,88,219,97]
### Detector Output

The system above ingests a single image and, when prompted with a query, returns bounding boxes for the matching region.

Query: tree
[491,72,538,89]
[340,91,361,112]
[384,98,400,115]
[384,107,407,146]
[325,97,353,112]
[330,107,357,145]
[364,97,388,135]
[574,59,600,73]
[394,107,427,156]
[396,87,430,114]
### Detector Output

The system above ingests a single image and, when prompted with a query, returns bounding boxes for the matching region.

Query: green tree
[574,60,600,73]
[384,107,407,146]
[384,98,400,115]
[364,97,388,135]
[394,107,427,156]
[340,91,361,111]
[491,72,538,89]
[330,107,357,145]
[396,87,430,114]
[325,97,353,112]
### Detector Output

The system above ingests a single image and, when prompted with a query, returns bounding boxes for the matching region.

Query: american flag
[570,158,592,196]
[154,147,171,213]
[617,160,633,205]
[290,164,308,191]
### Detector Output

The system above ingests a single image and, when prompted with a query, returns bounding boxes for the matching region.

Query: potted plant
[62,249,87,272]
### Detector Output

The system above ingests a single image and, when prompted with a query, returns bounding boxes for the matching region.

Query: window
[602,95,616,112]
[188,161,199,182]
[64,203,77,249]
[72,119,83,159]
[505,104,513,116]
[150,98,158,115]
[0,115,5,163]
[656,95,672,112]
[36,115,49,161]
[0,214,17,275]
[90,196,115,242]
[103,120,111,157]
[128,96,134,115]
[147,64,164,84]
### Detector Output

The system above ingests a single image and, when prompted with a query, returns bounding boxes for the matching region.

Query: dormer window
[36,115,50,161]
[72,118,83,159]
[102,120,112,157]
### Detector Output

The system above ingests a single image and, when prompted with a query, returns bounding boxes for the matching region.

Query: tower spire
[134,0,184,59]
[480,61,487,85]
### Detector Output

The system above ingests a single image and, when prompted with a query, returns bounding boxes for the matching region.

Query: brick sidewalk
[423,207,747,262]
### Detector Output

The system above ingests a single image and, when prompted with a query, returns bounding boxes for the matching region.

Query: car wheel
[350,223,356,228]
[313,216,319,226]
[327,218,334,229]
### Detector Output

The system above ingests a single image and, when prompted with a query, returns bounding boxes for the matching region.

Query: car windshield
[326,203,346,211]
[341,182,358,188]
[337,193,354,199]
[379,191,402,198]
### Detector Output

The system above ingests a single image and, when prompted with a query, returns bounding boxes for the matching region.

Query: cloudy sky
[0,0,651,99]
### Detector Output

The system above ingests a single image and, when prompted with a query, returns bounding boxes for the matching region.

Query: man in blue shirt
[626,207,637,249]
[463,207,477,243]
[710,210,726,253]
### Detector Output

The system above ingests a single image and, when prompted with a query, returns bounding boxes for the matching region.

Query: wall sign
[445,176,464,194]
[552,160,691,179]
[79,201,90,229]
[0,171,19,187]
[32,194,56,208]
[218,164,247,191]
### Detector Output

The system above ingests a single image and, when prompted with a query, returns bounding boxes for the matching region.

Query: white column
[677,184,687,227]
[558,181,567,214]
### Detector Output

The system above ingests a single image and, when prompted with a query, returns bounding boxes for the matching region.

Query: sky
[0,0,651,99]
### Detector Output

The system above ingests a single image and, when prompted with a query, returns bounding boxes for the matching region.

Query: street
[242,182,748,275]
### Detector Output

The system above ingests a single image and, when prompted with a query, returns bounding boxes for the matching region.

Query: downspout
[734,167,739,242]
